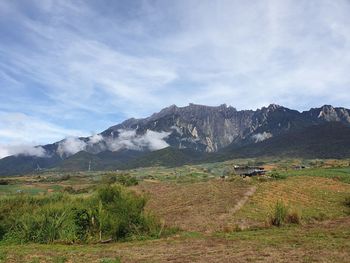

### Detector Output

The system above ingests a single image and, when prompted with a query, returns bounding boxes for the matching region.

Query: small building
[234,166,266,177]
[292,165,306,170]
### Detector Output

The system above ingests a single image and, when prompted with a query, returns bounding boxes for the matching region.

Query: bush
[286,211,301,224]
[344,196,350,208]
[270,200,288,227]
[104,174,138,187]
[270,172,287,180]
[0,180,9,185]
[62,186,75,194]
[62,186,90,194]
[269,201,301,226]
[0,185,160,244]
[115,174,138,186]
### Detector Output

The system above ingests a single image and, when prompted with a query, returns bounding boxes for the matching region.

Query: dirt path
[219,186,256,219]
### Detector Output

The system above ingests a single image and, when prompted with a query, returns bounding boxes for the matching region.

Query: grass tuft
[270,200,289,227]
[100,257,121,263]
[0,185,162,244]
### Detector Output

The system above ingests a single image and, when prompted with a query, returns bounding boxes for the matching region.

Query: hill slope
[224,122,350,159]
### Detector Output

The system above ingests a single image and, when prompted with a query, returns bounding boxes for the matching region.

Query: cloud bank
[0,144,47,158]
[56,129,171,157]
[252,132,273,143]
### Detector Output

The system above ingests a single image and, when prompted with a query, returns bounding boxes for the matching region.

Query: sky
[0,0,350,157]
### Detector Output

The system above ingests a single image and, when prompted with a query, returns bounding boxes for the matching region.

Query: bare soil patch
[134,180,253,232]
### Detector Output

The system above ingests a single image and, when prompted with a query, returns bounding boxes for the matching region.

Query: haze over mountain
[1,103,350,175]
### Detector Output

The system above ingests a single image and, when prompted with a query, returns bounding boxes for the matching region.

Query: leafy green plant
[103,174,138,186]
[270,200,288,227]
[0,185,161,244]
[270,172,287,180]
[0,251,7,263]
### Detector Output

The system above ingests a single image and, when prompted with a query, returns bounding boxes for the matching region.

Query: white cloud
[57,137,87,157]
[89,134,104,144]
[133,130,171,151]
[55,129,171,157]
[106,129,170,152]
[252,132,273,143]
[0,144,47,159]
[0,111,85,145]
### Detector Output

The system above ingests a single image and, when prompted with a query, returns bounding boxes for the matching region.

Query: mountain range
[1,103,350,175]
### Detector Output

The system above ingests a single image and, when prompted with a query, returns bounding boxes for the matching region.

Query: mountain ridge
[1,103,350,175]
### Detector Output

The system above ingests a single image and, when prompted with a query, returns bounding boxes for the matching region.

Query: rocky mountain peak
[267,103,282,110]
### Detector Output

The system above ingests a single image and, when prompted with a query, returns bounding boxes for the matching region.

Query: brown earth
[133,179,253,232]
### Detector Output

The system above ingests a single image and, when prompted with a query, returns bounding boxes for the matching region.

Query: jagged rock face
[10,103,349,158]
[102,104,350,153]
[103,104,252,152]
[306,105,350,123]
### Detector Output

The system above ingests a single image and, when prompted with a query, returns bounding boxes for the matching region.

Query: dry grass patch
[235,176,350,225]
[1,217,349,263]
[134,179,252,232]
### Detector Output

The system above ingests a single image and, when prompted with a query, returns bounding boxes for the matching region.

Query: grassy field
[0,217,349,262]
[0,158,349,262]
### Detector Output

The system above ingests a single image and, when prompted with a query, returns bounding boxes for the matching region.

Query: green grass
[235,175,350,224]
[53,256,68,263]
[219,220,350,250]
[100,257,121,263]
[0,185,162,244]
[0,185,47,195]
[278,167,350,183]
[0,218,349,262]
[0,250,7,263]
[0,159,349,262]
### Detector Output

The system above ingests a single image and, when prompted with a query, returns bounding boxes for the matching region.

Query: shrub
[270,172,287,180]
[0,185,160,244]
[0,251,7,262]
[62,186,75,194]
[344,196,350,208]
[286,211,301,224]
[269,201,301,226]
[104,174,138,187]
[270,200,288,227]
[62,186,90,194]
[93,185,150,240]
[0,180,9,185]
[116,174,138,186]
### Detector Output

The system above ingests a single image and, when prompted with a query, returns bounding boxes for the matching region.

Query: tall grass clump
[270,200,288,226]
[103,173,138,186]
[0,185,161,244]
[344,196,350,208]
[269,200,301,227]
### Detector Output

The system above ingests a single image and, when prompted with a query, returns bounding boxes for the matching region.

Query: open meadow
[0,159,349,262]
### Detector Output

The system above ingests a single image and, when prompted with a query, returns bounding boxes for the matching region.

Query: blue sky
[1,0,350,157]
